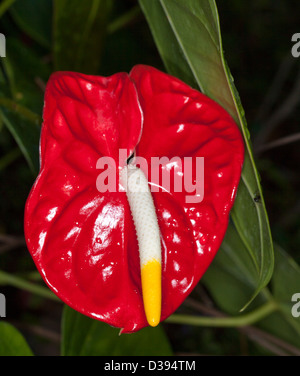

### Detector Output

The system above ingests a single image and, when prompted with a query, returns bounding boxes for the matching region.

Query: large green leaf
[139,0,274,306]
[61,305,173,356]
[53,0,113,74]
[203,243,300,354]
[0,322,34,356]
[202,223,268,314]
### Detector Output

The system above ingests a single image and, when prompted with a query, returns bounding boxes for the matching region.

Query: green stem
[107,5,141,34]
[0,98,42,125]
[75,0,101,71]
[0,270,60,302]
[0,0,16,18]
[0,147,21,171]
[166,300,278,327]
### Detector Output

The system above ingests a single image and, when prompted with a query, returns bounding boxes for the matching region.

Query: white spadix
[121,164,162,327]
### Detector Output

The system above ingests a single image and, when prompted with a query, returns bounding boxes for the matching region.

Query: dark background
[0,0,299,355]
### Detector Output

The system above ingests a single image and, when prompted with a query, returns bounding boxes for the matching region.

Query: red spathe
[24,65,244,333]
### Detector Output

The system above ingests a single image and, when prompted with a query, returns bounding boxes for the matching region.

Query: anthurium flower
[24,65,244,333]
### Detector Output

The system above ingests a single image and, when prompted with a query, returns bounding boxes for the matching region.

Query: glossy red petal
[25,71,146,332]
[41,71,142,164]
[130,65,244,322]
[25,66,244,333]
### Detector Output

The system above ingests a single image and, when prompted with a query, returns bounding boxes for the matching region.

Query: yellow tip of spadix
[141,259,161,327]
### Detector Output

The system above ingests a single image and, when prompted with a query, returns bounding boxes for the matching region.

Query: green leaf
[139,0,274,306]
[61,305,173,356]
[0,36,48,174]
[0,101,41,175]
[2,37,51,114]
[264,246,300,344]
[53,0,113,74]
[203,243,300,353]
[10,0,52,48]
[0,322,34,356]
[202,223,268,314]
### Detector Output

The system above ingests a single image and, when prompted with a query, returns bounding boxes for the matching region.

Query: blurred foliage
[0,0,299,356]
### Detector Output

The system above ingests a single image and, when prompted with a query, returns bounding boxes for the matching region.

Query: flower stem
[0,147,22,171]
[0,0,16,18]
[165,300,278,327]
[107,5,141,34]
[0,98,42,125]
[0,270,60,302]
